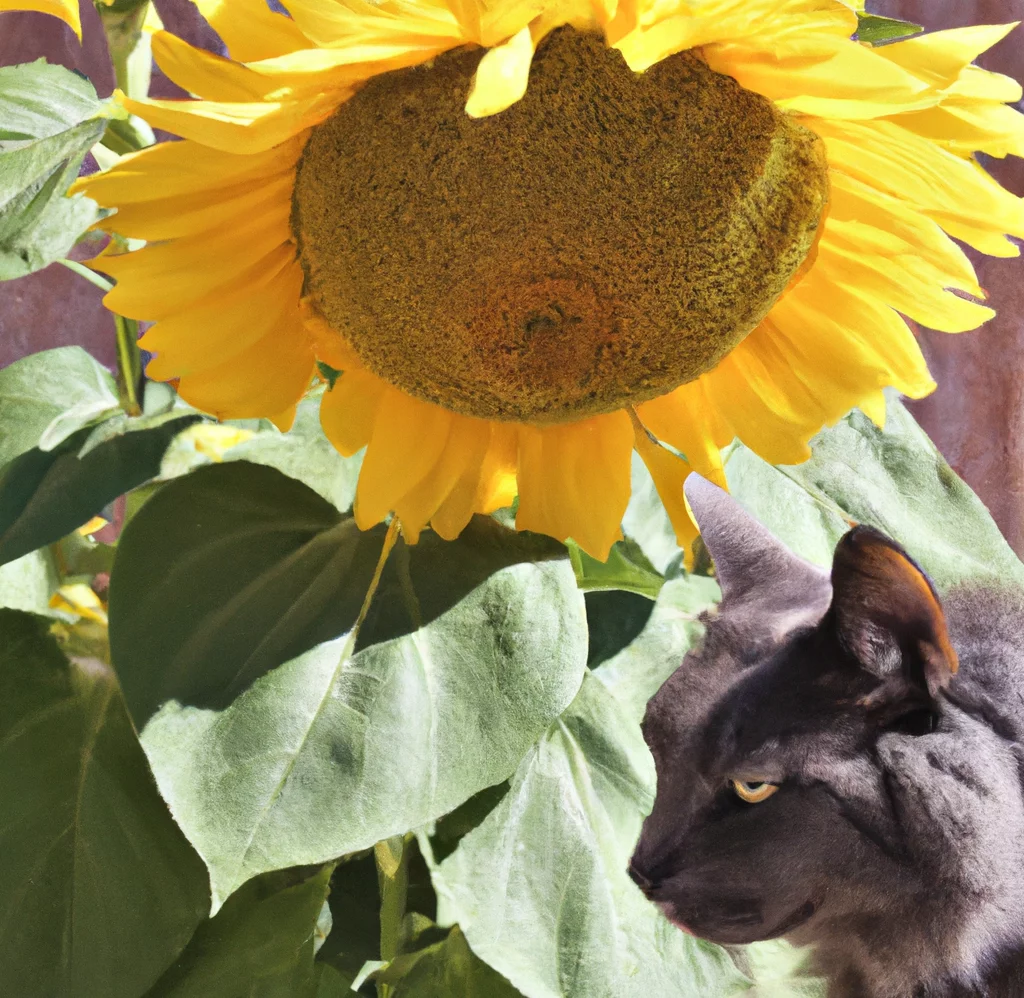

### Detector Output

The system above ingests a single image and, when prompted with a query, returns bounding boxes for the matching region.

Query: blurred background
[2,0,1023,549]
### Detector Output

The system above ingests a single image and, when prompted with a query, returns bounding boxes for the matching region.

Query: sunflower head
[72,0,1024,558]
[295,26,829,424]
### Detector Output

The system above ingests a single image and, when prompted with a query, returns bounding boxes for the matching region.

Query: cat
[629,474,1024,998]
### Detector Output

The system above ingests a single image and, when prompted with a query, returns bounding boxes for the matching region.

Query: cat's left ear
[830,526,958,700]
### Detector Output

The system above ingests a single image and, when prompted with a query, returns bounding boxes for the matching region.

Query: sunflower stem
[58,259,113,293]
[96,0,155,150]
[114,313,143,417]
[376,833,411,995]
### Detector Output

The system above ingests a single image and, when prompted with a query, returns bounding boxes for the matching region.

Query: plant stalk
[58,259,113,293]
[114,313,143,416]
[376,834,411,998]
[96,0,156,151]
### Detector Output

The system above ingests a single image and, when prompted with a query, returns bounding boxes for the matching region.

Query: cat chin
[658,904,696,936]
[661,898,819,948]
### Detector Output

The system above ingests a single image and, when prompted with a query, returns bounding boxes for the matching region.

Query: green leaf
[377,926,524,997]
[139,544,587,910]
[222,393,362,511]
[733,941,827,998]
[593,573,720,721]
[725,398,1024,590]
[0,549,60,614]
[0,61,113,280]
[0,610,209,998]
[425,673,753,998]
[585,590,655,669]
[315,856,383,987]
[569,536,664,598]
[110,460,573,726]
[0,345,119,467]
[430,782,510,864]
[0,61,104,142]
[316,361,342,390]
[314,964,355,997]
[0,413,200,567]
[856,13,923,45]
[146,868,331,998]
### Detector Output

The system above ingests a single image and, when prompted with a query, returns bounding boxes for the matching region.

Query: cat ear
[830,526,958,699]
[684,473,830,603]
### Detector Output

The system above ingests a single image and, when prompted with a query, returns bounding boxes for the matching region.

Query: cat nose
[628,859,655,895]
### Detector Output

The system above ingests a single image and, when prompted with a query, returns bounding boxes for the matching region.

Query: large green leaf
[377,926,523,997]
[140,547,587,909]
[0,61,104,142]
[0,346,119,467]
[585,590,654,668]
[222,393,363,512]
[426,673,754,998]
[0,61,113,279]
[146,868,331,998]
[593,573,720,721]
[110,460,571,725]
[725,399,1024,589]
[0,550,60,614]
[0,413,200,567]
[0,610,209,998]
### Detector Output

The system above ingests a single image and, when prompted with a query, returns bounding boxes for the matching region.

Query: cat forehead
[644,613,845,763]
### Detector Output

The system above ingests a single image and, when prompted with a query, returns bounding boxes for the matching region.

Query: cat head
[629,476,1024,984]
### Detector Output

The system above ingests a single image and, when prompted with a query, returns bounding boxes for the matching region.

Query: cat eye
[730,779,779,803]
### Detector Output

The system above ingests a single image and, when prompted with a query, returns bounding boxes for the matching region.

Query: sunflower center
[293,27,828,424]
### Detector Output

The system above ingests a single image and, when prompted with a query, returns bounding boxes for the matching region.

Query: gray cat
[630,475,1024,998]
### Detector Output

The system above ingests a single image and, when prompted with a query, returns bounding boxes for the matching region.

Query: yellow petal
[284,0,464,50]
[431,423,518,540]
[874,22,1019,88]
[320,369,388,457]
[139,257,305,378]
[120,91,334,154]
[447,0,483,42]
[95,203,292,320]
[820,222,993,333]
[946,64,1022,104]
[890,102,1024,160]
[192,0,311,62]
[77,515,108,536]
[174,310,314,421]
[354,392,453,529]
[72,134,304,206]
[0,0,80,37]
[395,414,491,542]
[466,25,535,118]
[50,584,108,625]
[811,117,1024,250]
[631,425,699,557]
[101,172,296,242]
[636,382,729,487]
[516,412,633,561]
[151,30,304,101]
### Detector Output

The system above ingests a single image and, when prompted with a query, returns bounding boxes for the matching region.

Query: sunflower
[71,0,1024,560]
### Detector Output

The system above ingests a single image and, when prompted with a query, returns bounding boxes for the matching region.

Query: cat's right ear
[830,525,958,701]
